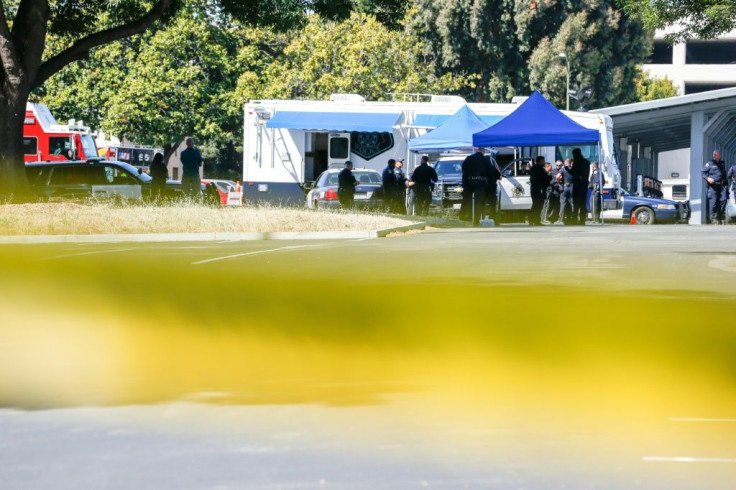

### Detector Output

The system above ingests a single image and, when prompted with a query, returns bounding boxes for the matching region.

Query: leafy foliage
[233,12,465,103]
[634,68,678,101]
[412,0,650,108]
[618,0,736,42]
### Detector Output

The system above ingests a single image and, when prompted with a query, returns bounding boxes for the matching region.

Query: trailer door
[328,132,351,167]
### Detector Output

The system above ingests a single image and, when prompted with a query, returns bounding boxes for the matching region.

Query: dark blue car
[600,187,690,224]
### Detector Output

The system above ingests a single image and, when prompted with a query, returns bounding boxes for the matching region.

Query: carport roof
[592,87,736,153]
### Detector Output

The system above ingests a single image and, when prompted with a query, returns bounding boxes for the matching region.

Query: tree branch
[32,0,174,89]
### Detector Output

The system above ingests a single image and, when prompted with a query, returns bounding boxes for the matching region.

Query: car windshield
[325,171,381,186]
[435,161,463,176]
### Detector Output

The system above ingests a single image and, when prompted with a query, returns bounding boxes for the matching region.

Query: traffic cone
[630,214,636,225]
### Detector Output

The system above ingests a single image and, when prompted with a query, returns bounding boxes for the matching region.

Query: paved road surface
[1,225,735,489]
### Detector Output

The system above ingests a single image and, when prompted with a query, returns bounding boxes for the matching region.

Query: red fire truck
[23,103,99,163]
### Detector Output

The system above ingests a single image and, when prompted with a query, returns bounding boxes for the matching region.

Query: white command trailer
[243,94,621,206]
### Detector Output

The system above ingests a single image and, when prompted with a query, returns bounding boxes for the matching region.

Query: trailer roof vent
[511,96,529,104]
[429,95,466,105]
[330,94,366,103]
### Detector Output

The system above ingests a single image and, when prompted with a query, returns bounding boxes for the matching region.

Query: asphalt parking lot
[1,225,735,489]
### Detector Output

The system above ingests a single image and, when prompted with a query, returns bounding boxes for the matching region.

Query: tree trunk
[0,96,31,201]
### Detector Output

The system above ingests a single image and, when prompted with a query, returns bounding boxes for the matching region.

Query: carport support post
[689,111,705,224]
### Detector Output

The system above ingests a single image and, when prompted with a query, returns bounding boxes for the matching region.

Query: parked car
[25,159,179,201]
[601,187,690,224]
[431,157,465,210]
[202,179,237,205]
[305,168,383,209]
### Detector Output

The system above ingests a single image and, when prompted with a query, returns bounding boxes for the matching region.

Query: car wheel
[633,206,655,225]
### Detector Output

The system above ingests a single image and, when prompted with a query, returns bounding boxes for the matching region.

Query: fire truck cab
[23,103,99,163]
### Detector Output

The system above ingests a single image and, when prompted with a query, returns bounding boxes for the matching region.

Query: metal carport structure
[593,87,736,224]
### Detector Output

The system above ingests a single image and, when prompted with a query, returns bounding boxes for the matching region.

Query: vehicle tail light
[324,188,338,200]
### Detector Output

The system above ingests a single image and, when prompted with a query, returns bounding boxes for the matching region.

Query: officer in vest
[702,150,728,224]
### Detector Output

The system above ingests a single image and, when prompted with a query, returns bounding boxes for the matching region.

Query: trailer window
[555,145,598,163]
[49,137,72,159]
[672,185,688,200]
[23,137,38,155]
[330,137,349,159]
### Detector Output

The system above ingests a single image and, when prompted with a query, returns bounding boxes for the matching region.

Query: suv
[431,154,501,210]
[25,160,179,201]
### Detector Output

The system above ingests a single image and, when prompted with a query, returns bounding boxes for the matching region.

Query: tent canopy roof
[472,91,599,147]
[409,105,496,152]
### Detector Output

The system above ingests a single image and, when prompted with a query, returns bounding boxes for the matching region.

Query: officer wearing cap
[703,150,728,224]
[338,160,358,209]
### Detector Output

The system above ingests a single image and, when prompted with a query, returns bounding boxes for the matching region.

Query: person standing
[338,160,358,209]
[410,155,438,216]
[393,158,408,214]
[588,161,605,224]
[382,158,399,213]
[529,156,551,226]
[571,148,591,225]
[461,148,490,226]
[544,160,564,223]
[180,137,202,198]
[149,152,168,201]
[702,150,728,224]
[556,158,575,225]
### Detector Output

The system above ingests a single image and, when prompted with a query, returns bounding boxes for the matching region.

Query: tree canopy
[618,0,736,42]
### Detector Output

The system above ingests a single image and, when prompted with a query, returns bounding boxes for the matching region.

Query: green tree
[0,0,358,199]
[103,4,242,161]
[411,0,649,108]
[234,12,465,103]
[410,0,522,102]
[618,0,736,42]
[526,1,650,109]
[634,68,678,101]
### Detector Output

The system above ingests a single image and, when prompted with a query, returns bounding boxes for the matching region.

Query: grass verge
[0,201,417,235]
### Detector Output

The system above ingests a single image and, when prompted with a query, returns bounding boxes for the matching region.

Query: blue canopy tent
[472,91,599,147]
[409,105,500,152]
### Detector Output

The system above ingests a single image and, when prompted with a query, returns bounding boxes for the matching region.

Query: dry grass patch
[0,201,416,236]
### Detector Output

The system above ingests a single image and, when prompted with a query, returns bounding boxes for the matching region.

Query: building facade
[643,28,736,95]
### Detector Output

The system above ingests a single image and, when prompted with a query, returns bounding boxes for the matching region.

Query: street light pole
[558,52,570,111]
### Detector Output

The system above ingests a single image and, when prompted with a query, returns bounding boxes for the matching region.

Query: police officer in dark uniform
[703,150,728,224]
[588,161,604,224]
[382,158,399,213]
[555,158,575,225]
[461,148,490,226]
[410,155,438,216]
[544,160,564,223]
[393,158,408,214]
[529,156,551,226]
[571,148,591,225]
[338,160,358,209]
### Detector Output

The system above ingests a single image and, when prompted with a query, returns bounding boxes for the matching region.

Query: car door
[90,164,142,199]
[498,160,531,210]
[46,165,92,200]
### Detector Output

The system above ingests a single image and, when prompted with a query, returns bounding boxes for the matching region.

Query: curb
[0,222,428,244]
